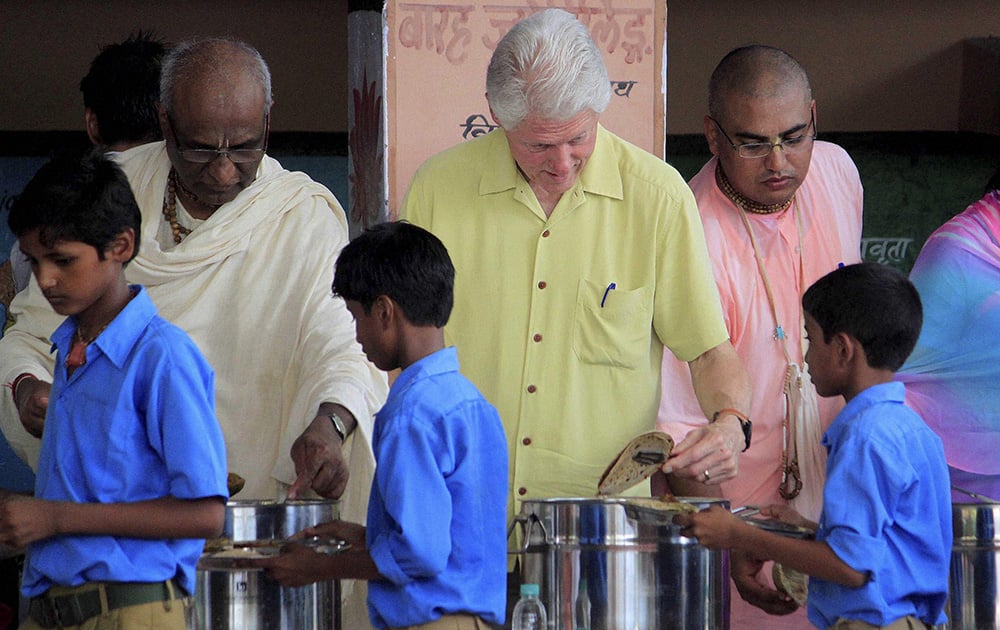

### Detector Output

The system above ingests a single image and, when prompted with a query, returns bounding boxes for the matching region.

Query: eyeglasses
[167,114,269,164]
[710,113,816,159]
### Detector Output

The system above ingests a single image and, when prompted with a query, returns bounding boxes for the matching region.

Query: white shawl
[0,142,386,515]
[2,143,387,627]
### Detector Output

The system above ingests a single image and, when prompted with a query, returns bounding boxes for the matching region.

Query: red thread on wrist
[8,373,39,403]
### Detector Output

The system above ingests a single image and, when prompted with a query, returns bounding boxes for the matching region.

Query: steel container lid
[225,498,339,542]
[515,496,728,546]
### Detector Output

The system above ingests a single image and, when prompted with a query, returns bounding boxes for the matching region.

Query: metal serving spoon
[952,484,1000,504]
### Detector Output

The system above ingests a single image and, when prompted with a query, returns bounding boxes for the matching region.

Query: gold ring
[703,469,711,481]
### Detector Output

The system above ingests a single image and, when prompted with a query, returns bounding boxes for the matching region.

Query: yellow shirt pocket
[573,280,652,369]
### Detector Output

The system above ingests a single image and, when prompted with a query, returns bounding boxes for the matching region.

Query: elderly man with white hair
[404,8,751,536]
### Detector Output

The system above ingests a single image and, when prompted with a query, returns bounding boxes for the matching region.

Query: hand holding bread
[598,431,674,495]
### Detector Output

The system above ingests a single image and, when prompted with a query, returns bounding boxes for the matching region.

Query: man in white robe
[0,38,386,627]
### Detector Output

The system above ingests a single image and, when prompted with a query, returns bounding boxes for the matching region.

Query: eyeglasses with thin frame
[167,114,269,164]
[710,112,816,159]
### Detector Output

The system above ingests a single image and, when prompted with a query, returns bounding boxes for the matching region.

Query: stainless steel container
[510,497,730,630]
[192,499,341,630]
[225,499,339,542]
[194,551,337,630]
[949,502,1000,629]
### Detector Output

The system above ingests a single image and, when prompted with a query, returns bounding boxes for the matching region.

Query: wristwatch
[327,412,349,443]
[713,408,752,452]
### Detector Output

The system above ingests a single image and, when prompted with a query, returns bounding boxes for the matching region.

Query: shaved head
[708,45,811,122]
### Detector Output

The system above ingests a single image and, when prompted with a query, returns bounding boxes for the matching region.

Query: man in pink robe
[657,45,863,629]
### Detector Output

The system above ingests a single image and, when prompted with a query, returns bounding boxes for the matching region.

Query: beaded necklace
[716,164,794,215]
[163,169,192,244]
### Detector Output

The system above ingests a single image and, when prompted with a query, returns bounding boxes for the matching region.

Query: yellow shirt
[403,126,727,521]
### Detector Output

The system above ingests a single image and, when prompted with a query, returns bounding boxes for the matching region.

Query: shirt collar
[823,381,907,445]
[51,285,158,369]
[385,346,459,402]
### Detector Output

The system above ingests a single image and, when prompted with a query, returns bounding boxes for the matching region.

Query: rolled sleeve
[820,435,898,580]
[368,419,453,584]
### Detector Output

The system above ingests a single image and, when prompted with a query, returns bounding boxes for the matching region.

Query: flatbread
[203,537,231,553]
[773,562,808,607]
[597,431,674,495]
[624,496,697,513]
[227,472,246,497]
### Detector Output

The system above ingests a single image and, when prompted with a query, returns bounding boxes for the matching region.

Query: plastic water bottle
[511,583,547,630]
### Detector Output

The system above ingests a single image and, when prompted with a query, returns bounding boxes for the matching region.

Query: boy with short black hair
[80,30,168,151]
[677,262,951,629]
[257,221,508,630]
[0,148,228,630]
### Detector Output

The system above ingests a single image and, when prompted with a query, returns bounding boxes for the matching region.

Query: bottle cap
[520,583,540,597]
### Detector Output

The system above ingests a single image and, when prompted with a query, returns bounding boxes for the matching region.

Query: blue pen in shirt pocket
[575,279,652,369]
[600,282,616,307]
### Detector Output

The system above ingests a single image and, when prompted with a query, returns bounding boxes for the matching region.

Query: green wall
[667,131,1000,272]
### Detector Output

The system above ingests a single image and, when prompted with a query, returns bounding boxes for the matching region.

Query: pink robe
[660,141,863,629]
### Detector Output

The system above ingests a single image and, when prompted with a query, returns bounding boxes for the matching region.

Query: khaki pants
[21,581,188,630]
[393,613,493,630]
[829,615,934,630]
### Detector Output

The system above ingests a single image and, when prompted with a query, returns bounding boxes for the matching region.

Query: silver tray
[198,537,350,571]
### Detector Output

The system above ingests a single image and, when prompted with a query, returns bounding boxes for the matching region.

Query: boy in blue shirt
[677,262,951,629]
[0,149,228,630]
[257,221,508,630]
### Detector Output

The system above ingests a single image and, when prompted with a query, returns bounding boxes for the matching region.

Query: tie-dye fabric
[898,190,1000,484]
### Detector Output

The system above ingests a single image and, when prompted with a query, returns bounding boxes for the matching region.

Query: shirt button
[522,437,531,446]
[527,384,537,393]
[518,487,527,496]
[542,229,550,238]
[533,333,542,342]
[537,281,546,289]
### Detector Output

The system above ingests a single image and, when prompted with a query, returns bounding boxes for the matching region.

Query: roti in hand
[773,562,808,607]
[598,431,674,495]
[227,472,246,497]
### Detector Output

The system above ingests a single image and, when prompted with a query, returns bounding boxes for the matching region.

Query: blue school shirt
[22,286,228,597]
[809,382,951,628]
[366,347,508,628]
